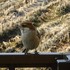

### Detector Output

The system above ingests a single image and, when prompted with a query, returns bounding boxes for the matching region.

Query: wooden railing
[0,52,70,70]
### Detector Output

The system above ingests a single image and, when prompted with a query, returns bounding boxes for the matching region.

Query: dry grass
[0,0,70,54]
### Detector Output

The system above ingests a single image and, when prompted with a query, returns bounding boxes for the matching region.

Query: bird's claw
[35,50,39,54]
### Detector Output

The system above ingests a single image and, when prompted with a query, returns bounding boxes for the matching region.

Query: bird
[18,21,40,54]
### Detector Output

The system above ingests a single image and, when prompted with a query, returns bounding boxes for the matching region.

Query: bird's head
[18,21,35,30]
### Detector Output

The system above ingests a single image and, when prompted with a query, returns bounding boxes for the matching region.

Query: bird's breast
[21,28,40,49]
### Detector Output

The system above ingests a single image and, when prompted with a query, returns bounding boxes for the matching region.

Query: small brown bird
[19,21,40,54]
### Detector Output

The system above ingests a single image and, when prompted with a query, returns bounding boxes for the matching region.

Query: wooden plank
[0,52,63,67]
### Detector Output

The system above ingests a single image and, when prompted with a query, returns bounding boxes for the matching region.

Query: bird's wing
[36,30,41,39]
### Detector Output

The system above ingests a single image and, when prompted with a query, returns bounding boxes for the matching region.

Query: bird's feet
[23,50,31,55]
[34,50,39,54]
